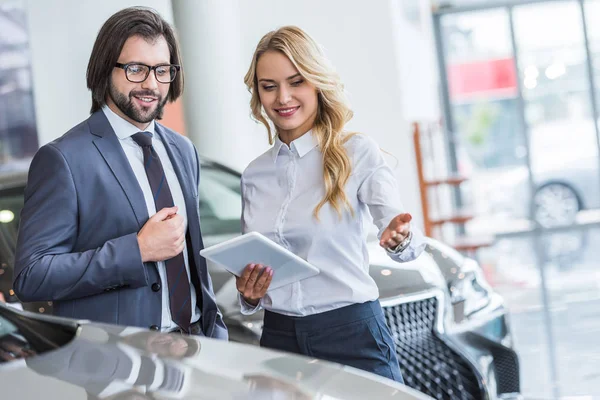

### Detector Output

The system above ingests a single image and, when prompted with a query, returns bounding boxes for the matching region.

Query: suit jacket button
[151,283,161,292]
[149,325,160,331]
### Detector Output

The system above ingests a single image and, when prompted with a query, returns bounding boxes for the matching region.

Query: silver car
[0,160,521,400]
[0,302,432,399]
[488,119,600,228]
[493,159,600,229]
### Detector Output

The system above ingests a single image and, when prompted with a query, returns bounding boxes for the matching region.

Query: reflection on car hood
[0,305,431,400]
[366,241,447,299]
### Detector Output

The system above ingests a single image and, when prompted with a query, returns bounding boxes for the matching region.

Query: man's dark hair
[86,7,184,114]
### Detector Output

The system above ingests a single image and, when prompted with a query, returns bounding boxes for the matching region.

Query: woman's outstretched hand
[380,213,412,250]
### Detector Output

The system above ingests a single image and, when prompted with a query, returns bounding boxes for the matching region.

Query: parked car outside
[472,119,599,265]
[488,118,600,228]
[0,159,521,400]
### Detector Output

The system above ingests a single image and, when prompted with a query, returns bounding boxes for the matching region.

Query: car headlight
[448,262,492,321]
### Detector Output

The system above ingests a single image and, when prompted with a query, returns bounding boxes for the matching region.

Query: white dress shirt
[102,105,200,331]
[240,131,426,317]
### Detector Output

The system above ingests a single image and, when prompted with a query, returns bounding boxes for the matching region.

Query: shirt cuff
[385,227,427,263]
[238,292,262,315]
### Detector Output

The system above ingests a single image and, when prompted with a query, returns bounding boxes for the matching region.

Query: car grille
[383,295,484,400]
[491,346,520,395]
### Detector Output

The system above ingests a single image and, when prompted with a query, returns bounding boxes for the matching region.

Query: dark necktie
[132,131,192,332]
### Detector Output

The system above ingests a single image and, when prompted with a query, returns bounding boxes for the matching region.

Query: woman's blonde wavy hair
[244,26,355,220]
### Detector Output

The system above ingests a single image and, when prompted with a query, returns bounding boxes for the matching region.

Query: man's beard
[109,82,168,123]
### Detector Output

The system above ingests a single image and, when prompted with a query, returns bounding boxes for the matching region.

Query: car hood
[366,241,447,299]
[0,305,431,400]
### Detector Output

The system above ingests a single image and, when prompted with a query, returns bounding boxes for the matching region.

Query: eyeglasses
[114,63,181,83]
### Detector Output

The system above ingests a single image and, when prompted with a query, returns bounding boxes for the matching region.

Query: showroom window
[433,0,600,397]
[0,0,38,169]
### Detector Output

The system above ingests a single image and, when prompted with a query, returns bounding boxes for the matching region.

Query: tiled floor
[484,228,600,399]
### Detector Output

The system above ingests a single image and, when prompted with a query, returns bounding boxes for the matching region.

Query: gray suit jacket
[13,110,227,340]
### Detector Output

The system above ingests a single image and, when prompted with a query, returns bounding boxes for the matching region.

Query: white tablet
[199,232,320,291]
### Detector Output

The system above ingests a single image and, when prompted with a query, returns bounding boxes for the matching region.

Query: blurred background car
[0,159,521,400]
[487,118,600,228]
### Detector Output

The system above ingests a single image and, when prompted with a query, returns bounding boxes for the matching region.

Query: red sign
[448,57,518,100]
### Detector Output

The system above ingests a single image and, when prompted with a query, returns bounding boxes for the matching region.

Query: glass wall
[0,1,38,169]
[440,9,530,236]
[435,1,600,397]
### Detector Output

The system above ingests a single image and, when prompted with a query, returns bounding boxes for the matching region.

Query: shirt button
[151,283,161,292]
[149,325,160,331]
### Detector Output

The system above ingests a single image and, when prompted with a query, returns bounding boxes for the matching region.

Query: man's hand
[137,207,185,262]
[380,213,412,250]
[0,292,5,303]
[236,264,273,306]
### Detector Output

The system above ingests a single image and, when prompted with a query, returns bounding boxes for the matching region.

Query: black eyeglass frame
[114,62,181,83]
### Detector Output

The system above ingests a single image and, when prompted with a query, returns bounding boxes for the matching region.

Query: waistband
[263,300,383,333]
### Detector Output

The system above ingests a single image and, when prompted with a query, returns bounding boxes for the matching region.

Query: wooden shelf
[429,210,475,226]
[424,175,469,187]
[451,236,495,252]
[413,121,496,254]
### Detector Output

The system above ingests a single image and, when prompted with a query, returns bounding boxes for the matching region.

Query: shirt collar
[102,104,156,139]
[271,130,318,163]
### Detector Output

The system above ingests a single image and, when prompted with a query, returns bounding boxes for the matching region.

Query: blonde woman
[235,26,425,383]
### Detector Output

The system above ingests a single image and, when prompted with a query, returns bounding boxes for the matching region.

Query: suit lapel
[88,111,149,229]
[155,124,198,214]
[156,126,219,334]
[155,124,204,278]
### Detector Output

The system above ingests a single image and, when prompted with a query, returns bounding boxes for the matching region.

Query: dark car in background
[0,160,522,400]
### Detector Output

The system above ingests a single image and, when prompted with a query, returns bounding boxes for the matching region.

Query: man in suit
[12,7,227,338]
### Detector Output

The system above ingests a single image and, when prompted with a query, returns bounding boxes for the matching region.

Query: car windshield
[0,187,24,304]
[198,164,242,236]
[0,304,78,364]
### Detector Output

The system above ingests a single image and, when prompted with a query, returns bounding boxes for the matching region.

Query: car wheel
[533,183,580,228]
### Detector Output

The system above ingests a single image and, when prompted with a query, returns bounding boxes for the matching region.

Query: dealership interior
[0,0,599,399]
